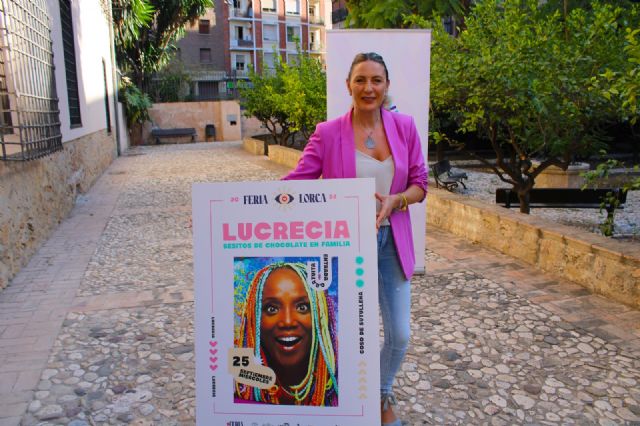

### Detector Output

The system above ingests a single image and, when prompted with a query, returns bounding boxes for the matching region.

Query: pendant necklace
[361,117,378,149]
[364,128,376,149]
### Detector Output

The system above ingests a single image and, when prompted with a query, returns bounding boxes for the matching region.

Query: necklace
[357,115,379,149]
[364,128,376,149]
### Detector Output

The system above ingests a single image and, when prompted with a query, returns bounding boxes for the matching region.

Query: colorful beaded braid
[234,262,339,406]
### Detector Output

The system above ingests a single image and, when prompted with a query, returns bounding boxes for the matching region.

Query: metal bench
[496,188,627,213]
[150,128,196,144]
[431,159,468,191]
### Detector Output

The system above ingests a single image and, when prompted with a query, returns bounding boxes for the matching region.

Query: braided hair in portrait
[234,262,339,406]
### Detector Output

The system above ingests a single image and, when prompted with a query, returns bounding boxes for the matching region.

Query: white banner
[193,179,380,425]
[326,29,432,274]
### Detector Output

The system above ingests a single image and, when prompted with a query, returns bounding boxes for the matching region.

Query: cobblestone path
[1,142,639,426]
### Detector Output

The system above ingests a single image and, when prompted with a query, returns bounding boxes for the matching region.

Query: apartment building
[175,0,331,100]
[331,0,348,28]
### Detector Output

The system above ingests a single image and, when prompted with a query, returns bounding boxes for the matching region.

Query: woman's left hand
[375,193,400,229]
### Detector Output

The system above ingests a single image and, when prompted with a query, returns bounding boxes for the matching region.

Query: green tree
[345,0,470,30]
[241,57,294,147]
[112,0,213,89]
[279,52,326,140]
[240,49,326,146]
[428,0,635,213]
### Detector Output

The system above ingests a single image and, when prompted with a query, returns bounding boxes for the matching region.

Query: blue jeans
[377,225,411,396]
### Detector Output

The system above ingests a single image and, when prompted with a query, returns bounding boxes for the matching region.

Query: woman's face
[346,60,390,113]
[260,268,312,377]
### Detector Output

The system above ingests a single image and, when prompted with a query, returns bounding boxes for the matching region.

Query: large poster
[193,179,380,425]
[326,29,431,274]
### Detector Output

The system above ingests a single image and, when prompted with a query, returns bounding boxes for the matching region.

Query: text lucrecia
[222,220,350,241]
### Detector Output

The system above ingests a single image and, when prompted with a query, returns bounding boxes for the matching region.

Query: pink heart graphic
[210,356,218,363]
[209,348,218,356]
[209,341,218,348]
[210,364,218,372]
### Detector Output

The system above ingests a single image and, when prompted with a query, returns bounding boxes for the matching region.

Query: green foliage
[112,0,213,89]
[345,0,468,29]
[582,152,640,236]
[595,28,640,125]
[119,78,152,127]
[425,0,637,213]
[151,63,193,102]
[280,53,327,139]
[112,0,155,48]
[240,49,326,146]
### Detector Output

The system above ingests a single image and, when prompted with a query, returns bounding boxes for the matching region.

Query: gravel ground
[441,164,640,241]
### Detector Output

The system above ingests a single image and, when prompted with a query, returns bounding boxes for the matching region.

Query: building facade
[331,0,348,28]
[175,0,331,100]
[0,0,119,288]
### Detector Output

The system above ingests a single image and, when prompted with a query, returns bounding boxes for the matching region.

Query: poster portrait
[193,179,380,425]
[326,29,431,274]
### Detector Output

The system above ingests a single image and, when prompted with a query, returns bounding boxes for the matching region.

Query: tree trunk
[436,141,445,162]
[518,188,531,214]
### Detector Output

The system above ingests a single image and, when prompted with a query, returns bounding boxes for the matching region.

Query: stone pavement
[0,142,638,426]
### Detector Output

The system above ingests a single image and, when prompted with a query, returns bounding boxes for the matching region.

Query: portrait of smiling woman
[234,259,339,406]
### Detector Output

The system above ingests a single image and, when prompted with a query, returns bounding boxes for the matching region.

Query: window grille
[59,0,81,127]
[0,0,63,161]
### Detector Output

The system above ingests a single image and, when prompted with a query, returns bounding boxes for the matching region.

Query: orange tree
[427,0,638,213]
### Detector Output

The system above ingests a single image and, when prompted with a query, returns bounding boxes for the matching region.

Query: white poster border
[193,179,380,425]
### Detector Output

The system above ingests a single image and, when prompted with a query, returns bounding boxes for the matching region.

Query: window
[200,48,212,63]
[199,19,210,34]
[236,26,244,40]
[235,54,246,71]
[286,26,300,43]
[262,0,275,12]
[60,0,82,127]
[263,52,275,70]
[287,53,298,65]
[0,0,62,161]
[102,59,111,134]
[285,0,300,15]
[263,23,277,42]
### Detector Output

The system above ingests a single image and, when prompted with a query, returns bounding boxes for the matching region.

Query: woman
[235,262,338,406]
[284,52,427,426]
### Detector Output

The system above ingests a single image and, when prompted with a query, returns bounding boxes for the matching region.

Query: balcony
[309,42,323,52]
[231,38,254,48]
[308,14,324,25]
[231,69,250,78]
[230,7,252,18]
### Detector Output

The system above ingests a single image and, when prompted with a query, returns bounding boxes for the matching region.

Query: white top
[355,150,394,226]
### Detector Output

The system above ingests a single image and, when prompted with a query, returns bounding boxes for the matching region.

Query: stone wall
[267,145,303,169]
[428,188,640,309]
[242,137,265,155]
[0,131,115,288]
[241,116,269,139]
[147,101,241,143]
[252,143,640,309]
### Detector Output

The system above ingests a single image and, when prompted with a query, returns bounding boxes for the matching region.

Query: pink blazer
[284,108,428,280]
